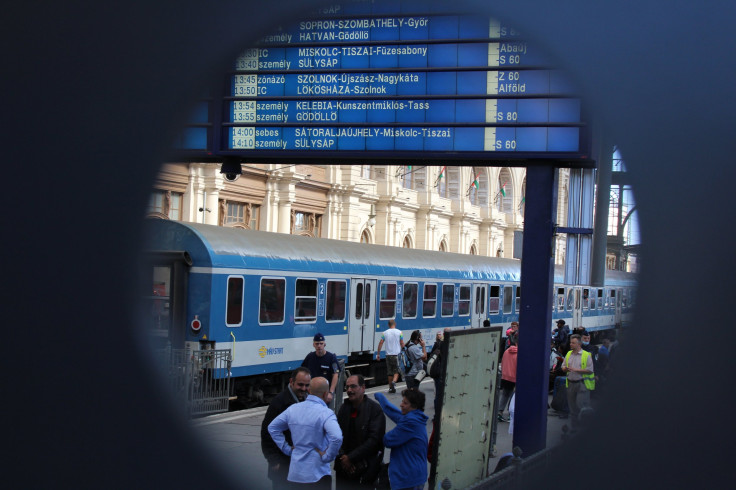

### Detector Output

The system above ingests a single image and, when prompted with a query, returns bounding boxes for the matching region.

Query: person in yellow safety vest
[562,334,595,431]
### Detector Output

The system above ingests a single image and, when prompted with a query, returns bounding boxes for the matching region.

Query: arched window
[291,211,320,237]
[439,240,448,252]
[469,243,478,255]
[400,165,413,189]
[222,201,259,229]
[497,168,513,213]
[147,190,182,220]
[403,235,412,248]
[360,229,371,244]
[438,166,460,199]
[437,167,447,196]
[469,168,488,206]
[412,166,427,190]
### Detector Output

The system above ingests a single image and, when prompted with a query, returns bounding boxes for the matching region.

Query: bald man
[268,377,343,488]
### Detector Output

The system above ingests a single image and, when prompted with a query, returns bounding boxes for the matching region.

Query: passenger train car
[142,219,636,406]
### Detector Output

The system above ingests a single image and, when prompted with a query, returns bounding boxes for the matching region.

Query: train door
[349,278,377,353]
[572,287,584,328]
[140,251,192,349]
[614,288,622,326]
[471,283,487,328]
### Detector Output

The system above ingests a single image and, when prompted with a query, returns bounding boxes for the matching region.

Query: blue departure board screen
[175,1,589,163]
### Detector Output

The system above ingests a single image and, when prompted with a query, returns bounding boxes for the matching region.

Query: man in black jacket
[428,328,451,422]
[553,319,570,354]
[336,374,386,489]
[260,367,311,489]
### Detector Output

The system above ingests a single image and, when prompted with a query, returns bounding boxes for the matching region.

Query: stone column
[188,163,222,225]
[277,192,293,234]
[265,171,296,234]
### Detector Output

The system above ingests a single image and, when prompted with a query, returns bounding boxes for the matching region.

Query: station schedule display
[221,10,586,158]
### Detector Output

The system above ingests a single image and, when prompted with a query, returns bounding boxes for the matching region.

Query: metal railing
[155,347,233,417]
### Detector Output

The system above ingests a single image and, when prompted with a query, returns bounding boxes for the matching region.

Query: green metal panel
[430,327,501,489]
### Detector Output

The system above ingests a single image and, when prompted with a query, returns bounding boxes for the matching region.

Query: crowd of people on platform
[497,318,622,434]
[263,325,430,490]
[261,319,622,489]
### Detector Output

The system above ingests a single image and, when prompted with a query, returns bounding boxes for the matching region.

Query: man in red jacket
[498,333,518,422]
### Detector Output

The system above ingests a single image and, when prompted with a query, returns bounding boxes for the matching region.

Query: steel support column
[591,140,613,286]
[513,165,558,455]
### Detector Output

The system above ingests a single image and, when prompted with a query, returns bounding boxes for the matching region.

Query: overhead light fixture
[367,204,377,227]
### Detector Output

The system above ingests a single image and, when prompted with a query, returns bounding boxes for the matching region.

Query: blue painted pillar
[512,165,558,455]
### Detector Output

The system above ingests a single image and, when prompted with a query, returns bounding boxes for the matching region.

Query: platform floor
[191,379,571,489]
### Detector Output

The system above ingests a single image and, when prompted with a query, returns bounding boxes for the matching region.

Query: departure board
[176,0,589,162]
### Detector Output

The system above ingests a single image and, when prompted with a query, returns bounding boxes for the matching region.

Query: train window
[295,279,318,323]
[503,286,513,314]
[441,284,455,317]
[557,287,565,311]
[423,283,437,318]
[489,286,500,314]
[325,280,346,322]
[150,266,171,335]
[403,282,418,319]
[379,282,397,319]
[567,289,575,311]
[515,286,521,312]
[364,283,372,319]
[597,289,604,309]
[354,283,363,319]
[582,288,589,310]
[621,289,628,308]
[259,278,285,324]
[475,286,485,314]
[458,285,471,316]
[226,276,244,326]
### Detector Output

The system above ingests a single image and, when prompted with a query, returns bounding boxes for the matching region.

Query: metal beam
[556,227,593,235]
[592,139,613,286]
[514,166,558,456]
[610,171,632,186]
[621,205,637,228]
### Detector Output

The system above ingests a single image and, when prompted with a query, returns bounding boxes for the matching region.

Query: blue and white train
[142,219,636,405]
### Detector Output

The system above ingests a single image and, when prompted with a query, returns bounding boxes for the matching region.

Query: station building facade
[148,163,572,264]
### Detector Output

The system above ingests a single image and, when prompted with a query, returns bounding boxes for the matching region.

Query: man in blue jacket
[375,389,429,490]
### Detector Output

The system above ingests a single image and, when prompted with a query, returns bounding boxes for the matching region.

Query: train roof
[143,219,521,282]
[142,220,637,286]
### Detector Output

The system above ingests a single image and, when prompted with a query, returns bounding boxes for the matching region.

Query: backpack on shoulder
[398,343,413,378]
